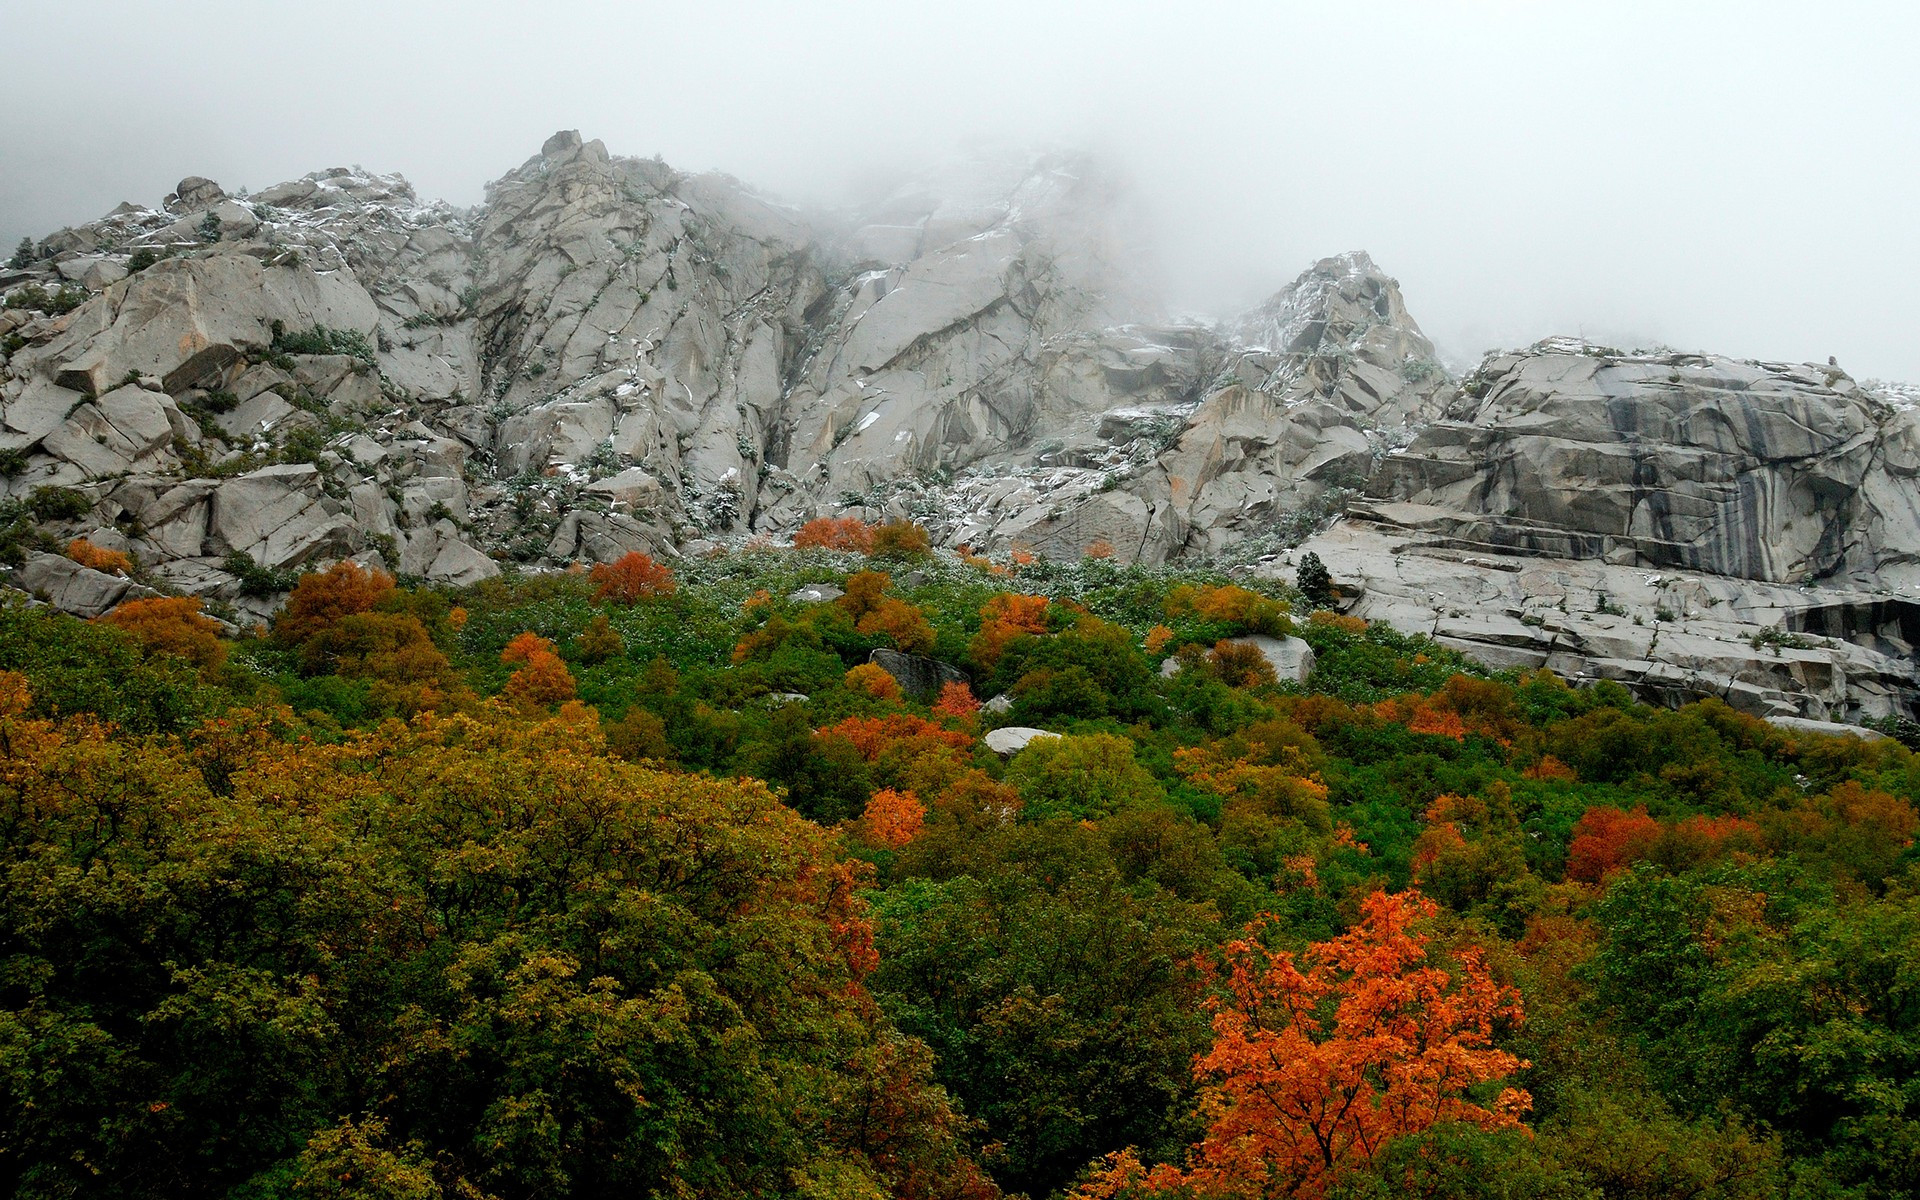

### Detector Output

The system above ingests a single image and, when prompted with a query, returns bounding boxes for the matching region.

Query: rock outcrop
[1,132,1914,724]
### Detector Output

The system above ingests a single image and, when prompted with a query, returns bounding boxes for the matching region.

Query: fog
[3,0,1916,379]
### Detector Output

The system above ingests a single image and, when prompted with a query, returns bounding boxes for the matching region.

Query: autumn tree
[932,680,981,721]
[1084,890,1529,1200]
[795,516,876,552]
[864,787,928,849]
[274,560,395,646]
[847,661,905,702]
[837,570,936,654]
[1564,805,1661,884]
[95,595,227,674]
[501,631,577,707]
[590,550,676,604]
[969,593,1050,671]
[871,520,933,561]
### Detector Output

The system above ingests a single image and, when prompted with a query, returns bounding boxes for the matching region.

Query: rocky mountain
[1,130,1914,727]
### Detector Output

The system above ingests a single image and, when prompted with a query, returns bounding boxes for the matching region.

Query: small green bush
[223,550,298,597]
[27,485,90,522]
[269,321,376,365]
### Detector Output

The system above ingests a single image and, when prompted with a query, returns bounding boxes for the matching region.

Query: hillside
[0,538,1913,1198]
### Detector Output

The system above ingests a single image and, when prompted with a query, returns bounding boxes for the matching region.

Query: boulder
[40,386,180,476]
[868,648,967,701]
[1160,634,1316,683]
[789,583,844,604]
[985,726,1061,756]
[208,464,353,568]
[30,252,377,396]
[8,552,141,617]
[1766,716,1890,742]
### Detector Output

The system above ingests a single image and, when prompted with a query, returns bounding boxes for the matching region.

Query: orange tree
[589,550,676,604]
[1084,890,1529,1200]
[95,596,227,675]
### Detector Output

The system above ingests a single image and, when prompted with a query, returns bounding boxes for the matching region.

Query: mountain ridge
[1,130,1914,727]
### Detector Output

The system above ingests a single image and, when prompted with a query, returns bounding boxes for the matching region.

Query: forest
[0,520,1913,1200]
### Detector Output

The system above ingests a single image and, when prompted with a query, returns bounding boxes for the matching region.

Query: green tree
[1297,551,1334,608]
[1003,732,1164,820]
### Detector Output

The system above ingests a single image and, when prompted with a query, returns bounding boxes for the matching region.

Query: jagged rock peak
[1229,250,1429,359]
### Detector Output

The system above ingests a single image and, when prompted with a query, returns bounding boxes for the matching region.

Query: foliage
[274,561,396,647]
[1085,891,1530,1200]
[1297,551,1334,608]
[95,596,227,674]
[4,282,87,316]
[0,544,1914,1198]
[1005,733,1165,821]
[872,520,933,561]
[589,551,675,604]
[65,538,131,575]
[27,486,91,522]
[0,703,994,1200]
[269,323,376,365]
[795,515,876,551]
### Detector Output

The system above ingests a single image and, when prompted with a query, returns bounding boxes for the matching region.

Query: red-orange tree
[1084,890,1529,1200]
[590,551,676,604]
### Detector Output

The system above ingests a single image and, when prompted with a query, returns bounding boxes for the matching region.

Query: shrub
[1005,733,1164,820]
[127,247,160,273]
[794,516,875,552]
[932,680,981,720]
[270,322,377,365]
[3,283,87,316]
[590,551,676,604]
[870,520,932,561]
[27,485,91,522]
[574,612,625,663]
[66,538,131,575]
[1565,805,1661,883]
[223,550,298,598]
[605,705,671,761]
[1165,583,1291,637]
[863,787,927,849]
[501,632,576,707]
[274,561,396,647]
[95,596,227,674]
[1209,639,1277,689]
[846,662,903,701]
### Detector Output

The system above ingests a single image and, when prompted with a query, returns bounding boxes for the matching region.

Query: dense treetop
[0,530,1914,1199]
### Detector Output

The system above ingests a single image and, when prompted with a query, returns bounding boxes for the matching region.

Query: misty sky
[3,1,1915,379]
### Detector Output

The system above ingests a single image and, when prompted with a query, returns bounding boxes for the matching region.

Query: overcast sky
[3,1,1915,379]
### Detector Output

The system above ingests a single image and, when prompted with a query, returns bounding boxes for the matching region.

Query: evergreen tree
[1297,550,1334,608]
[7,237,33,268]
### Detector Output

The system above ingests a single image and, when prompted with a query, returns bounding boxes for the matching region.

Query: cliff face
[1,131,1913,724]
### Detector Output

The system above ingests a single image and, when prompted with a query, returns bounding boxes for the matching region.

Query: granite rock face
[2,132,1915,723]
